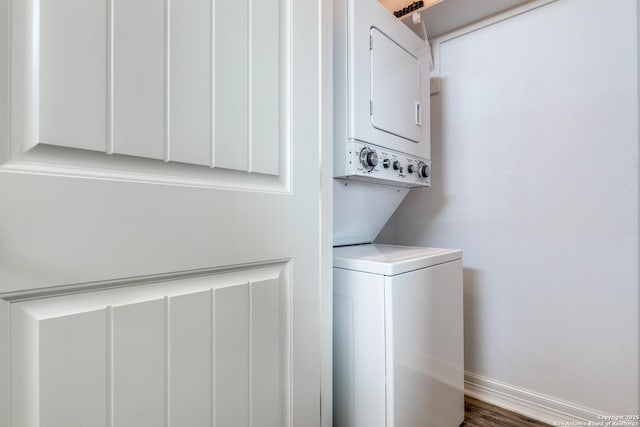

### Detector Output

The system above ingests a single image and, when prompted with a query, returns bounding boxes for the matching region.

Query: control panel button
[382,159,391,168]
[418,162,430,178]
[407,164,415,174]
[359,148,379,171]
[393,160,400,170]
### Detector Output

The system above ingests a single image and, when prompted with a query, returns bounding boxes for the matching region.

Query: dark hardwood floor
[462,396,550,427]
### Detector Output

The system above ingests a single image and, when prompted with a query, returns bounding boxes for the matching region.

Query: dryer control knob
[393,160,401,170]
[359,148,378,171]
[407,164,415,174]
[382,159,391,169]
[418,162,430,178]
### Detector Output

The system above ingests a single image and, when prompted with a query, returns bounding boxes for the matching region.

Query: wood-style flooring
[462,396,551,427]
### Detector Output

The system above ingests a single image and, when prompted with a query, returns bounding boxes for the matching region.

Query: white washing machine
[333,244,464,427]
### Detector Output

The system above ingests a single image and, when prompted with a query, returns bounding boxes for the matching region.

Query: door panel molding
[3,0,291,192]
[0,145,289,193]
[0,259,290,302]
[3,261,291,427]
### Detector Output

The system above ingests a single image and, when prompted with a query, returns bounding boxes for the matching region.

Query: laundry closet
[332,0,639,426]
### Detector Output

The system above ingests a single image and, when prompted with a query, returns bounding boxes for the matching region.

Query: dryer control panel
[340,139,431,187]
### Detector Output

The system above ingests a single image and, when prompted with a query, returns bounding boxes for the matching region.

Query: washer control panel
[346,140,431,187]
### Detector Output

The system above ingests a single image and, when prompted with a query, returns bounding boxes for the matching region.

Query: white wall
[378,0,639,417]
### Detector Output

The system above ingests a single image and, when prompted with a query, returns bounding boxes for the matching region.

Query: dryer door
[370,27,422,144]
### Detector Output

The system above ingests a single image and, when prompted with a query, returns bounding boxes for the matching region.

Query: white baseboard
[464,371,605,425]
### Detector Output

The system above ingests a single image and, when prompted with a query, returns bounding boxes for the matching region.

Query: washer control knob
[382,158,391,169]
[359,148,378,170]
[418,162,430,178]
[393,160,401,170]
[407,164,415,174]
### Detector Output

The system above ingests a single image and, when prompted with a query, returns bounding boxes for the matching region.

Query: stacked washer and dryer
[332,1,464,426]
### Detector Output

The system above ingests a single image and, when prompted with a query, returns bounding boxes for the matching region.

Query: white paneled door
[0,0,330,425]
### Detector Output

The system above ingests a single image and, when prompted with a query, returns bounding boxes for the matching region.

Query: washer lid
[333,244,462,276]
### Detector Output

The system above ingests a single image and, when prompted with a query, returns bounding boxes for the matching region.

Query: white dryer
[333,0,432,188]
[333,244,464,427]
[333,0,433,247]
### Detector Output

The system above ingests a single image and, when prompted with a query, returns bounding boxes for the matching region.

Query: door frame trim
[319,0,333,422]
